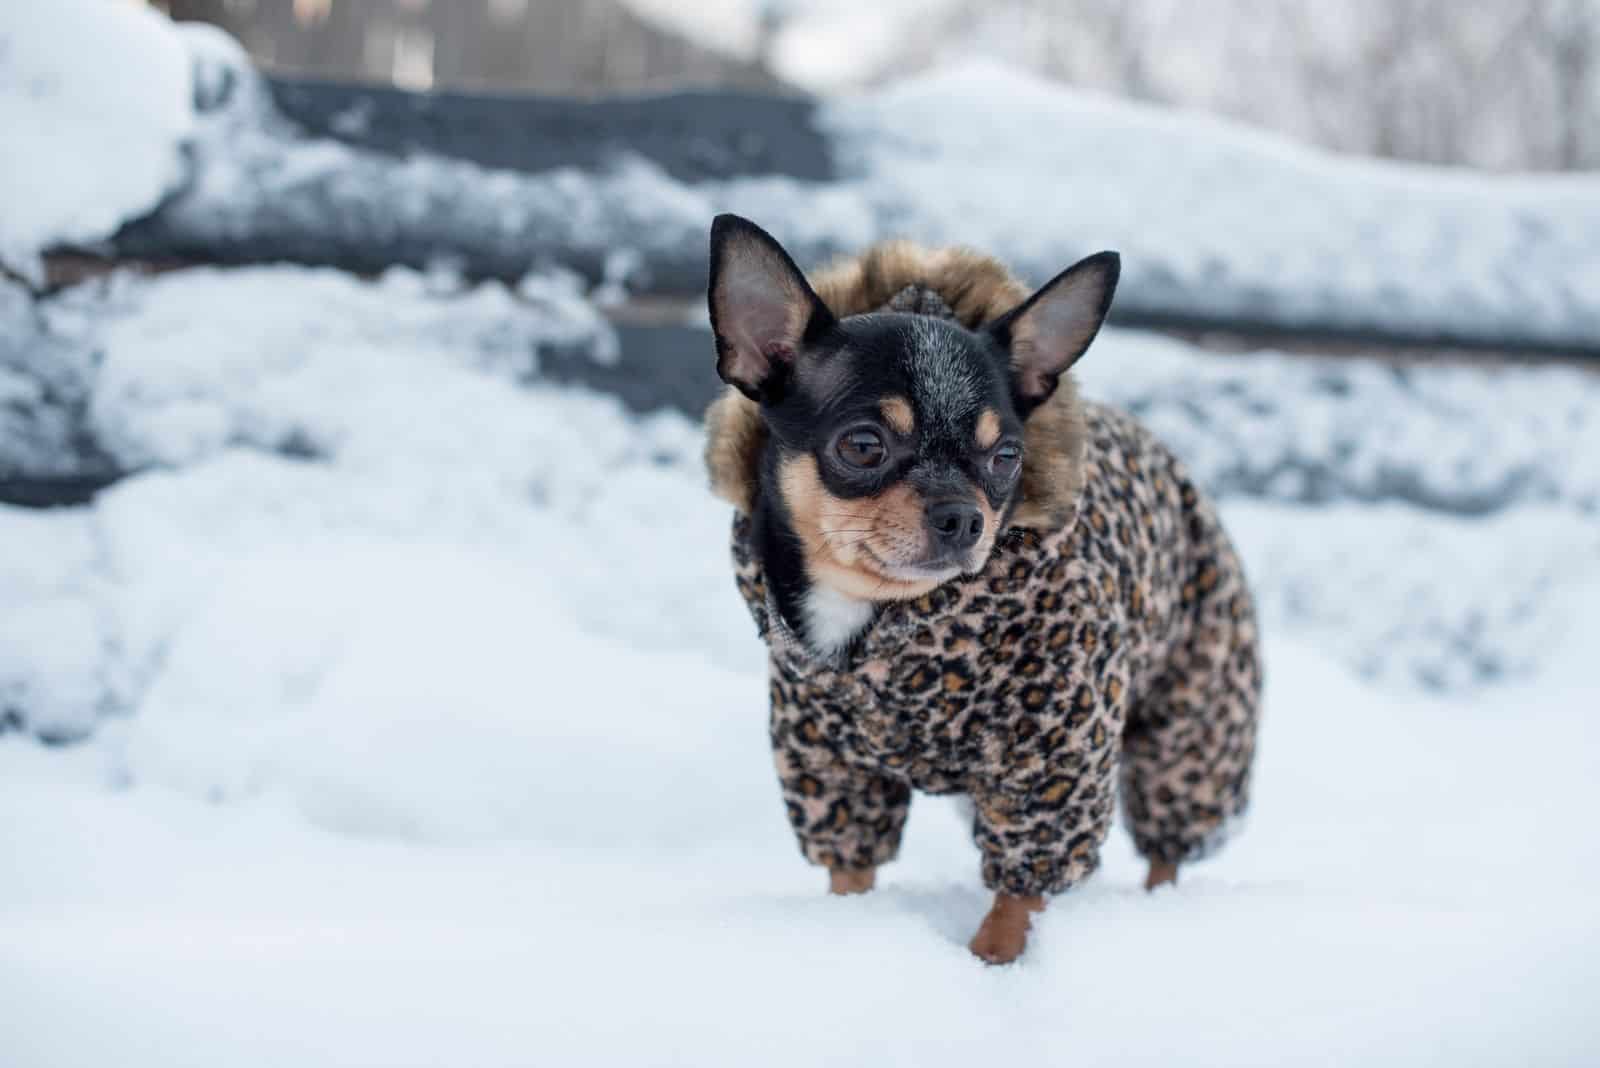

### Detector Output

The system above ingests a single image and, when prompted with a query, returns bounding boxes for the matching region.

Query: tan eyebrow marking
[880,396,915,436]
[975,408,1002,450]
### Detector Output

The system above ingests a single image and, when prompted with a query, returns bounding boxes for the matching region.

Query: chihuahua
[704,214,1260,964]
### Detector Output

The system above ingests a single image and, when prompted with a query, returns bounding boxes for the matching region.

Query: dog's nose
[926,499,983,552]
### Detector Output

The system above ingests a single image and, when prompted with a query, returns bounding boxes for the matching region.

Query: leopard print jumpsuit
[731,403,1261,897]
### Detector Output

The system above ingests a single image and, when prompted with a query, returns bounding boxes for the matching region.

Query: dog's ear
[987,251,1119,414]
[708,214,834,401]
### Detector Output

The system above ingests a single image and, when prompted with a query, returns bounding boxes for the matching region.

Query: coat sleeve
[1120,539,1261,865]
[968,640,1128,897]
[770,712,912,873]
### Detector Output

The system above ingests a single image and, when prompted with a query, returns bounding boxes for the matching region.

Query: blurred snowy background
[2,2,1598,1066]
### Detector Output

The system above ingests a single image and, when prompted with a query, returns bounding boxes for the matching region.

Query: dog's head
[709,214,1118,611]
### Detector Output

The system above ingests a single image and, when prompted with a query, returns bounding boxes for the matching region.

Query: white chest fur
[802,584,876,658]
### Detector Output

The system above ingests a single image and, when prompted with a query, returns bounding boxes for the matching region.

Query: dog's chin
[813,554,954,604]
[811,539,996,604]
[870,546,996,587]
[877,560,964,584]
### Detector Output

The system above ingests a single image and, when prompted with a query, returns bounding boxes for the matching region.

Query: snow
[77,265,616,469]
[0,507,119,739]
[4,264,1598,745]
[0,276,119,483]
[3,263,617,485]
[3,6,1599,1059]
[1227,502,1599,691]
[2,263,1599,1065]
[1076,331,1600,516]
[0,265,714,741]
[50,12,1595,350]
[776,62,1600,347]
[0,0,192,281]
[2,622,1597,1065]
[13,276,1587,1061]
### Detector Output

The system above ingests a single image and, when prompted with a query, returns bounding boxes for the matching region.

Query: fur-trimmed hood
[703,240,1088,532]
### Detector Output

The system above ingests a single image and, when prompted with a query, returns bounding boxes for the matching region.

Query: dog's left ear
[708,214,835,402]
[987,251,1120,414]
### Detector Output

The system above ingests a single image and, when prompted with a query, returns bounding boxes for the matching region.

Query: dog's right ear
[708,214,834,401]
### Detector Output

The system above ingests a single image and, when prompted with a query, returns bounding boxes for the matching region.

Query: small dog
[704,214,1261,964]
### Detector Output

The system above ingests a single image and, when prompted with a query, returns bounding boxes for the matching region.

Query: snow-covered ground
[6,627,1592,1068]
[3,4,1598,1063]
[2,263,1599,1066]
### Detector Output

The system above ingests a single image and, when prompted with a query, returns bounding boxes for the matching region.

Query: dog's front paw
[1144,860,1178,891]
[968,893,1045,965]
[828,867,876,895]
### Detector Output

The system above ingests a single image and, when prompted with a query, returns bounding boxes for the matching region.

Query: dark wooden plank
[266,78,833,183]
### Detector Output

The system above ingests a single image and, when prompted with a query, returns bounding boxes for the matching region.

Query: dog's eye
[836,428,887,469]
[989,442,1022,480]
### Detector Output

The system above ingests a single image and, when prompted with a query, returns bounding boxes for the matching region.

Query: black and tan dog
[704,214,1260,964]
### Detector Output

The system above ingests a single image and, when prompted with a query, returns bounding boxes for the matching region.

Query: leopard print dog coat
[711,245,1262,898]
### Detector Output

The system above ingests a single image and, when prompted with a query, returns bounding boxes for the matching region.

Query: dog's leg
[968,893,1045,965]
[1145,860,1178,890]
[962,768,1114,965]
[772,743,912,889]
[1121,526,1261,888]
[828,867,876,895]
